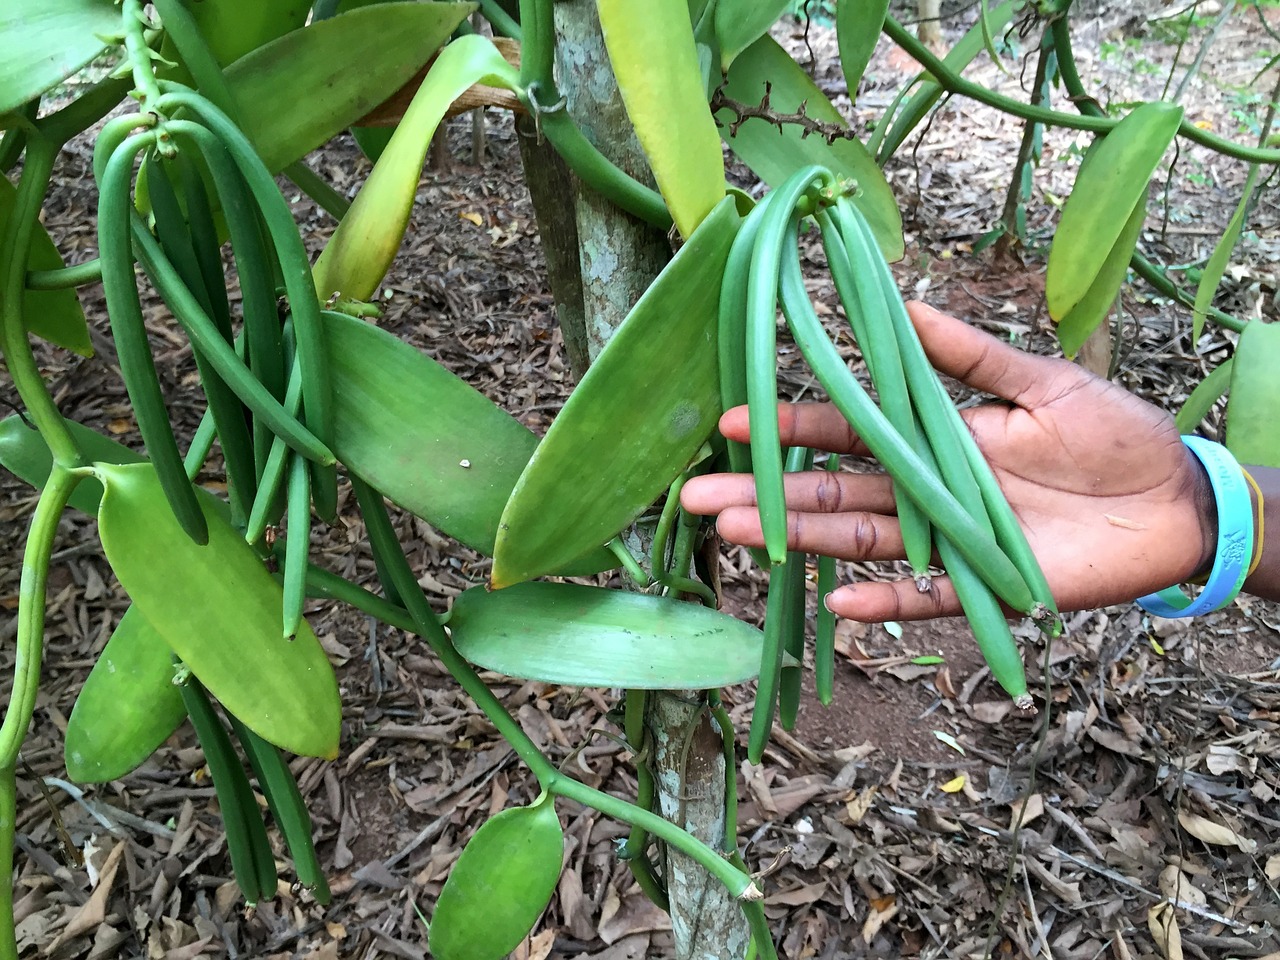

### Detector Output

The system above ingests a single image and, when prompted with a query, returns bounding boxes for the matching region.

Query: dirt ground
[4,6,1280,959]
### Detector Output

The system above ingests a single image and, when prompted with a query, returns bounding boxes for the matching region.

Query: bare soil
[4,6,1280,959]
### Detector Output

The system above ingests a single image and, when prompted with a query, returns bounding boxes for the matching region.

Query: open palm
[682,302,1215,622]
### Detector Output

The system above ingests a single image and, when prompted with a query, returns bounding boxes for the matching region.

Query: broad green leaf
[312,34,518,302]
[871,0,1018,163]
[718,35,903,261]
[715,0,789,72]
[0,1,119,116]
[429,795,564,960]
[1226,321,1280,468]
[183,0,310,67]
[1176,358,1233,435]
[0,176,93,356]
[599,0,726,239]
[319,311,615,574]
[65,606,187,783]
[0,414,142,514]
[493,196,743,587]
[1053,196,1144,358]
[449,582,766,688]
[225,2,476,174]
[332,0,401,162]
[1046,101,1183,322]
[837,0,889,100]
[1193,166,1259,343]
[95,463,341,759]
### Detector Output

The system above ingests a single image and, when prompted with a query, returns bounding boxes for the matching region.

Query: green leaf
[224,1,476,174]
[1193,165,1259,343]
[0,0,119,116]
[599,0,726,239]
[0,414,143,514]
[449,582,766,688]
[1226,321,1280,468]
[493,196,743,587]
[94,462,341,759]
[1046,101,1183,322]
[64,606,187,783]
[1053,195,1144,358]
[0,176,93,356]
[717,35,903,261]
[312,34,517,302]
[715,0,789,72]
[180,0,310,67]
[1176,358,1233,435]
[871,0,1018,163]
[836,0,889,100]
[319,311,615,574]
[429,794,564,960]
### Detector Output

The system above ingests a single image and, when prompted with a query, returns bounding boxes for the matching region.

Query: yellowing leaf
[459,210,483,226]
[598,0,725,238]
[940,775,965,793]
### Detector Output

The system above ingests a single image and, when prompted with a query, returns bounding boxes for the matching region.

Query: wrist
[1139,437,1253,618]
[1189,449,1219,582]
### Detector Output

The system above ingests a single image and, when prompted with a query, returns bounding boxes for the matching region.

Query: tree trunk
[917,0,943,48]
[535,4,751,957]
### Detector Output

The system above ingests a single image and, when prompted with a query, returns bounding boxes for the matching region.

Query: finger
[681,470,896,516]
[825,577,966,621]
[715,506,905,561]
[718,403,874,456]
[906,301,1083,410]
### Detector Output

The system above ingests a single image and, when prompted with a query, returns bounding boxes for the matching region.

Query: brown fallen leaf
[46,841,125,949]
[1148,902,1184,960]
[1177,811,1258,853]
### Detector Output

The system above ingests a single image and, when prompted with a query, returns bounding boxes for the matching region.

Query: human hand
[682,301,1217,622]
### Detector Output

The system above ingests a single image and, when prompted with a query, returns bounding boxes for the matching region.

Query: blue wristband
[1137,436,1253,618]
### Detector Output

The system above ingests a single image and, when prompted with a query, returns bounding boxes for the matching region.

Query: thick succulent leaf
[429,795,563,960]
[1053,197,1144,358]
[224,1,475,174]
[718,36,903,260]
[1193,166,1258,343]
[95,463,341,759]
[0,1,119,116]
[0,176,93,356]
[493,196,743,587]
[65,606,187,783]
[312,34,517,302]
[1046,101,1182,322]
[1176,359,1233,435]
[837,0,889,100]
[320,311,615,574]
[599,0,726,239]
[714,0,789,72]
[1226,321,1280,468]
[183,0,310,67]
[449,582,766,688]
[871,0,1017,163]
[0,415,142,515]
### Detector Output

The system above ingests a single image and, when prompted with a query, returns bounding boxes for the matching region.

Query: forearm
[1242,464,1280,602]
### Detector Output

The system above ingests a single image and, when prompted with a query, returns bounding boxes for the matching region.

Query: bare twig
[710,84,860,145]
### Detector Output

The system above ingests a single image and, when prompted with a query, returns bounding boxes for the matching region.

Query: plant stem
[282,160,350,221]
[122,0,163,109]
[26,258,103,291]
[479,0,522,39]
[0,466,81,960]
[882,14,1280,164]
[349,476,760,901]
[1049,14,1249,334]
[0,135,82,467]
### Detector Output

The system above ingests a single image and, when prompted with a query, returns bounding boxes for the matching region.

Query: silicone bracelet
[1137,436,1253,618]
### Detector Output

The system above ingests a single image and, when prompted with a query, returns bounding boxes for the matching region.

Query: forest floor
[4,5,1280,959]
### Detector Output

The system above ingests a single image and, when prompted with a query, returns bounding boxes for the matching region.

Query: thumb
[906,301,1079,409]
